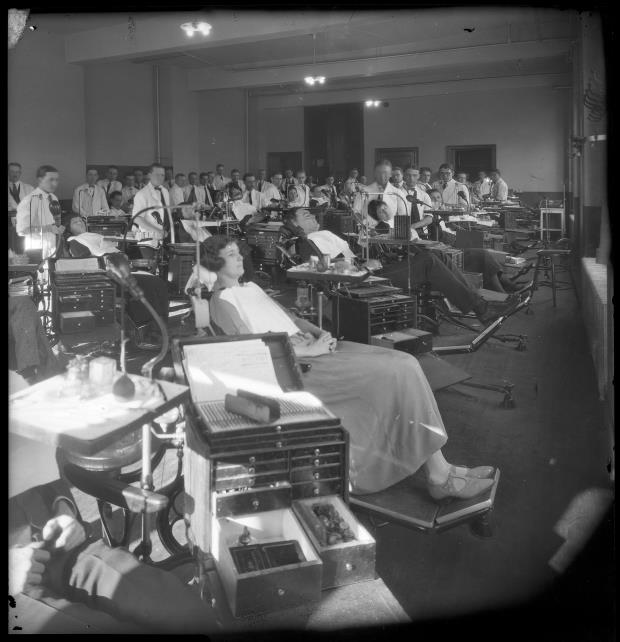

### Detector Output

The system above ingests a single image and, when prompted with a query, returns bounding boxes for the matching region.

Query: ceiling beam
[64,11,379,64]
[187,38,570,91]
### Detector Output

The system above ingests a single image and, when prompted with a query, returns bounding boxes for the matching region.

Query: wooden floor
[69,253,614,634]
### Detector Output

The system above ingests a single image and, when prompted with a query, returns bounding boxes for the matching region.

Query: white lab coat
[212,175,230,191]
[121,186,139,206]
[72,184,110,217]
[8,181,34,211]
[132,183,170,249]
[169,184,187,206]
[15,187,60,257]
[431,179,469,207]
[96,179,123,196]
[490,178,509,202]
[288,183,310,207]
[319,184,339,207]
[183,184,207,204]
[353,181,408,228]
[262,184,283,205]
[242,188,263,210]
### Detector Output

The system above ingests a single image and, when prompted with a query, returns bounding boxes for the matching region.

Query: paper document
[183,339,282,403]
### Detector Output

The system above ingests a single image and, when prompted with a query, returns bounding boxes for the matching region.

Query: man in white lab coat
[241,173,263,211]
[212,164,230,192]
[353,160,409,227]
[132,163,169,259]
[471,170,492,203]
[319,175,339,208]
[8,162,33,212]
[431,163,469,208]
[292,170,311,206]
[15,165,65,258]
[169,173,187,206]
[183,172,206,205]
[96,166,122,198]
[121,173,139,211]
[489,169,509,202]
[72,168,110,218]
[256,169,272,195]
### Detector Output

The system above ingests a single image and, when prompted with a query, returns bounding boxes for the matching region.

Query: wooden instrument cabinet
[172,333,376,618]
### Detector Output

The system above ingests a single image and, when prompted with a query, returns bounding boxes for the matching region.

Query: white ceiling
[30,8,574,90]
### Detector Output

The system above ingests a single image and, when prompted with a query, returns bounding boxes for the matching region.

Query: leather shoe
[428,474,494,502]
[450,465,495,479]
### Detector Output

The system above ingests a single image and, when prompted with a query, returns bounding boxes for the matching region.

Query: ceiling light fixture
[181,21,212,37]
[365,100,381,107]
[304,34,326,87]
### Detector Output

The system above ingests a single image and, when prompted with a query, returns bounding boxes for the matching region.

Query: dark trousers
[25,539,214,633]
[382,249,483,314]
[8,296,59,376]
[125,273,170,327]
[463,248,504,291]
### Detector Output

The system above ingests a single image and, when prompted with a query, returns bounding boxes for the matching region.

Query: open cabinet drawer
[212,507,323,618]
[293,494,376,589]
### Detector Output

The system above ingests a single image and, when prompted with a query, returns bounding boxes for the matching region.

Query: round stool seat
[60,428,147,472]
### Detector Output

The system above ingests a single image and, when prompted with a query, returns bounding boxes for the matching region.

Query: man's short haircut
[148,163,165,172]
[8,162,22,170]
[296,169,306,175]
[36,165,58,178]
[392,166,403,173]
[207,171,215,176]
[243,172,255,181]
[231,168,240,174]
[62,211,83,230]
[86,166,98,174]
[108,190,122,200]
[490,168,501,174]
[374,159,392,169]
[124,173,135,179]
[175,173,186,180]
[350,168,359,173]
[428,189,442,198]
[107,165,118,171]
[438,163,454,172]
[216,164,224,169]
[134,168,144,174]
[404,166,419,172]
[188,171,198,177]
[199,172,208,178]
[419,166,432,174]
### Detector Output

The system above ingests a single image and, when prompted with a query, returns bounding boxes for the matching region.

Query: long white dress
[209,282,448,494]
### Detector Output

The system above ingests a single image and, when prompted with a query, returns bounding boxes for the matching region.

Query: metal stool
[533,248,572,307]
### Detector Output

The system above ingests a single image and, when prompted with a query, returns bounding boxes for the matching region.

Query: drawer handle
[275,441,283,449]
[248,478,255,487]
[275,425,282,433]
[248,467,255,474]
[345,563,354,572]
[313,472,320,480]
[313,487,320,496]
[314,449,320,456]
[313,459,320,467]
[277,588,285,597]
[251,499,260,510]
[249,456,256,465]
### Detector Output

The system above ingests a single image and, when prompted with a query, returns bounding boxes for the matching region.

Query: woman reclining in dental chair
[185,234,498,503]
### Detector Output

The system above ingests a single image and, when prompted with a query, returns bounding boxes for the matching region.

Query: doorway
[266,151,303,178]
[304,103,363,184]
[446,145,496,179]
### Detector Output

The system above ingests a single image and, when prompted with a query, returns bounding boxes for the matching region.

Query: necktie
[10,183,20,204]
[188,187,196,204]
[153,187,165,225]
[106,181,111,194]
[249,191,253,206]
[258,181,263,192]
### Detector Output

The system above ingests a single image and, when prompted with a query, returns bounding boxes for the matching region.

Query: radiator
[580,258,609,400]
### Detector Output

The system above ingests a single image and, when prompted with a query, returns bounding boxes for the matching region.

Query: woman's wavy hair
[200,235,238,272]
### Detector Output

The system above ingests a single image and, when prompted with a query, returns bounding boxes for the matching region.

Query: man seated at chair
[309,185,330,208]
[201,235,496,501]
[63,213,170,349]
[121,174,138,212]
[428,189,528,293]
[431,163,469,208]
[73,169,110,218]
[8,403,217,634]
[471,170,491,203]
[488,169,509,202]
[107,191,128,218]
[279,208,356,263]
[9,162,34,212]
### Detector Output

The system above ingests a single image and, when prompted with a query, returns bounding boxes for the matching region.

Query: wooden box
[292,495,376,589]
[213,507,322,617]
[173,333,376,617]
